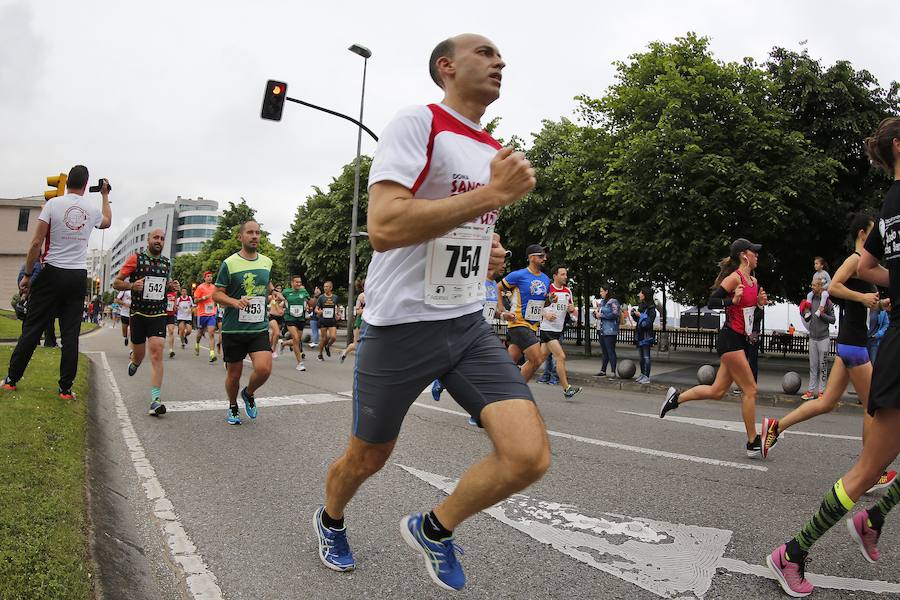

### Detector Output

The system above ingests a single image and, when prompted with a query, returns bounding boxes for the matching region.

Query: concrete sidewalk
[550,342,864,412]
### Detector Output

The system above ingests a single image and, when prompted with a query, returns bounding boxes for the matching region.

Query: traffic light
[45,173,67,200]
[261,80,288,121]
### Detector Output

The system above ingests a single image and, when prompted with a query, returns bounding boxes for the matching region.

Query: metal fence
[490,322,834,356]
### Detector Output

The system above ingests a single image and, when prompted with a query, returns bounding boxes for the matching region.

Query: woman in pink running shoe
[766,118,900,597]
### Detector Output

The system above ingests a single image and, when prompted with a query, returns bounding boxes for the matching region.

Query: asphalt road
[81,326,900,600]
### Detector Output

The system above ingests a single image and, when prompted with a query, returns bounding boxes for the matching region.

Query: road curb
[85,357,161,600]
[563,371,867,414]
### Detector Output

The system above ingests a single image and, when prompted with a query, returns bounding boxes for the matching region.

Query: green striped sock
[151,386,161,402]
[868,476,900,531]
[793,479,855,552]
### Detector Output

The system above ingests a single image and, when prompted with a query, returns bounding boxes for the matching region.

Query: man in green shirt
[283,274,310,372]
[212,220,273,425]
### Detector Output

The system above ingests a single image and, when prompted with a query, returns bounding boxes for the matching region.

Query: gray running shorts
[507,325,540,351]
[353,311,534,443]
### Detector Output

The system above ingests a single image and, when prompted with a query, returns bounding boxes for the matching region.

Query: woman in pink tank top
[659,238,769,459]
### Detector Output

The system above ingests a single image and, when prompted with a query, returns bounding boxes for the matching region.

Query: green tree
[194,200,287,286]
[580,33,839,304]
[282,157,373,292]
[765,47,899,264]
[171,253,203,290]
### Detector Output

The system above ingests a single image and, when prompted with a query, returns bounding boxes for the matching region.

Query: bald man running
[114,228,179,416]
[313,33,548,592]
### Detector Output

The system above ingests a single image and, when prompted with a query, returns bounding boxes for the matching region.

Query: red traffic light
[261,80,288,121]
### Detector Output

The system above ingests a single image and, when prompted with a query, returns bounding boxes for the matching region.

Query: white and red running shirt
[540,284,573,333]
[365,104,501,326]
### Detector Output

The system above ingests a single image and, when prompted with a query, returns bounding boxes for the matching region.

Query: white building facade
[103,197,220,289]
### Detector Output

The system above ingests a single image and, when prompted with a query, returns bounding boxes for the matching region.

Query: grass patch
[0,346,93,600]
[0,311,98,339]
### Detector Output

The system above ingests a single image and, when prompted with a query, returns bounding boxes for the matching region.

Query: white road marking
[400,464,900,598]
[96,352,223,600]
[620,411,862,441]
[164,393,348,412]
[411,401,767,472]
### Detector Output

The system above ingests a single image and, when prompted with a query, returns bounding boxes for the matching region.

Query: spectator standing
[799,278,835,400]
[2,167,111,398]
[593,285,620,378]
[631,287,657,383]
[868,299,890,364]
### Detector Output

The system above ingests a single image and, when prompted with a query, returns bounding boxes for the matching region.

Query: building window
[149,219,153,226]
[178,215,219,225]
[17,208,30,231]
[176,242,204,253]
[140,234,145,241]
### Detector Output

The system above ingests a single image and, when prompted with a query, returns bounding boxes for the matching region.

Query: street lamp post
[346,43,371,345]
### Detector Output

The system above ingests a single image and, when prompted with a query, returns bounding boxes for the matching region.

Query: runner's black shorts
[177,318,192,325]
[507,325,540,351]
[320,319,337,328]
[130,314,167,344]
[869,324,900,415]
[540,329,563,343]
[285,320,305,334]
[269,314,284,327]
[222,331,271,363]
[166,315,176,326]
[120,315,130,325]
[716,326,750,356]
[353,311,534,443]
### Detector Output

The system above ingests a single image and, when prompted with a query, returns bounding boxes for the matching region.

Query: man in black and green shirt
[283,274,310,372]
[113,228,179,416]
[315,280,340,361]
[212,220,273,425]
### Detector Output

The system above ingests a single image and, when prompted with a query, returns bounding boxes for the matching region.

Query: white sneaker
[296,362,306,372]
[272,351,279,359]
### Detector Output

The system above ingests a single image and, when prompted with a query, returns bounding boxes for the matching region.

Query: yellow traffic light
[45,173,67,200]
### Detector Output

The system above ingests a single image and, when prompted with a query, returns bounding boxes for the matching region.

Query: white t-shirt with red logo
[540,285,573,333]
[39,193,103,270]
[365,103,501,326]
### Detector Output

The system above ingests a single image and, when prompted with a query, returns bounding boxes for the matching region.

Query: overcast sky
[1,0,896,254]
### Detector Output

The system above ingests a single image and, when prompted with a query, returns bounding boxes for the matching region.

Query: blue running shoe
[400,513,465,591]
[431,379,444,402]
[548,377,560,385]
[313,506,355,571]
[227,405,241,425]
[148,401,166,416]
[467,417,478,426]
[128,362,138,377]
[241,387,257,419]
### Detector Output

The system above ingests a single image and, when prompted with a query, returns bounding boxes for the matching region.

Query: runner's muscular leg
[148,336,164,388]
[842,408,900,499]
[678,354,735,404]
[779,359,848,432]
[433,399,550,530]
[520,343,546,382]
[722,351,758,442]
[225,360,243,404]
[325,435,397,519]
[132,343,146,367]
[548,339,568,388]
[247,350,272,395]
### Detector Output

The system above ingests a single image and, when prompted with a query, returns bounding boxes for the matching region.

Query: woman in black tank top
[761,214,882,457]
[766,118,900,597]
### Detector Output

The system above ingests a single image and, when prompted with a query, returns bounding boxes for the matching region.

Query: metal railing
[490,322,835,356]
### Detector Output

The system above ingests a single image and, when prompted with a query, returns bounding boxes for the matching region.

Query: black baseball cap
[526,244,546,256]
[730,238,762,259]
